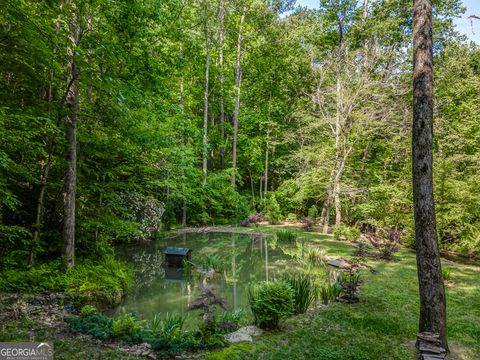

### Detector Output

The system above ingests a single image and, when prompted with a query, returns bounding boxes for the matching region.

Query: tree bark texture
[231,10,245,188]
[412,0,448,352]
[63,3,80,268]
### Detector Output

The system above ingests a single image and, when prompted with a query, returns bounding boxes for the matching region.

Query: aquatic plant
[318,283,342,305]
[284,273,317,314]
[276,229,298,243]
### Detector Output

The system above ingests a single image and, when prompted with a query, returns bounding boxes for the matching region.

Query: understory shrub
[286,213,297,222]
[333,224,361,242]
[307,206,318,221]
[284,274,317,314]
[112,312,145,337]
[265,194,282,225]
[80,305,98,318]
[0,258,132,309]
[248,280,294,329]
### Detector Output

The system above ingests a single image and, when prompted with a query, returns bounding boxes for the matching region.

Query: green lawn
[204,226,480,360]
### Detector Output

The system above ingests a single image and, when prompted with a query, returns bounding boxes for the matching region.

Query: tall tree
[412,0,448,354]
[63,1,81,268]
[231,8,245,188]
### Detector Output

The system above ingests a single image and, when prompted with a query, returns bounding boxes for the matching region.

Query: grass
[203,226,480,360]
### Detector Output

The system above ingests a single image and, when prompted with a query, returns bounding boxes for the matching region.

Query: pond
[116,232,325,324]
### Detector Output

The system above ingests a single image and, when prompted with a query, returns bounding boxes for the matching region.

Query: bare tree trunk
[217,0,226,168]
[180,14,187,227]
[333,76,342,225]
[202,3,211,186]
[63,2,80,268]
[231,10,245,188]
[413,0,448,353]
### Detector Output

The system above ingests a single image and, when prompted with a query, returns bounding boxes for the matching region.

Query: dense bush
[265,194,282,225]
[333,224,361,242]
[248,280,294,329]
[307,206,318,221]
[112,312,145,337]
[80,305,98,318]
[0,258,132,309]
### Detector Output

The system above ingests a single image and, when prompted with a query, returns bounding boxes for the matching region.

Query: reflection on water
[116,232,298,321]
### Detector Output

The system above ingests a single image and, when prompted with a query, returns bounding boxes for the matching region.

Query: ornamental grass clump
[248,280,294,329]
[276,229,298,243]
[284,273,317,314]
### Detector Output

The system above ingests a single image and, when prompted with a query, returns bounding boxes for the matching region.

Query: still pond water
[116,232,300,322]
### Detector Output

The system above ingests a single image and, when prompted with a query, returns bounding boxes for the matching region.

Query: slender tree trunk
[231,10,245,188]
[217,0,226,168]
[63,3,80,268]
[333,76,342,225]
[413,0,448,353]
[202,33,211,185]
[180,14,187,227]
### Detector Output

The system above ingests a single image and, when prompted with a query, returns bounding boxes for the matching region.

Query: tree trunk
[63,3,80,269]
[231,10,245,188]
[413,0,448,353]
[217,0,226,168]
[180,14,187,227]
[333,76,342,225]
[202,5,211,186]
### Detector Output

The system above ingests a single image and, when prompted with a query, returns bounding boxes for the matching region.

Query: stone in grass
[327,259,352,269]
[224,326,263,343]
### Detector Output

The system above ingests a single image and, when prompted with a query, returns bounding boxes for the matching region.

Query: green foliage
[307,206,318,221]
[333,224,361,242]
[442,268,452,281]
[248,280,295,329]
[286,213,297,222]
[66,313,114,340]
[0,258,131,309]
[80,305,98,318]
[151,312,185,341]
[276,229,298,243]
[265,194,282,225]
[112,312,144,338]
[64,258,132,308]
[284,274,317,314]
[318,283,342,305]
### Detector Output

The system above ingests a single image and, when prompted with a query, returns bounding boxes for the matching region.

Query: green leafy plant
[80,305,97,318]
[112,312,144,337]
[276,229,298,243]
[307,206,318,221]
[333,224,361,242]
[248,280,294,329]
[286,213,297,222]
[338,270,362,303]
[442,268,452,281]
[318,283,342,305]
[265,194,282,225]
[284,274,317,314]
